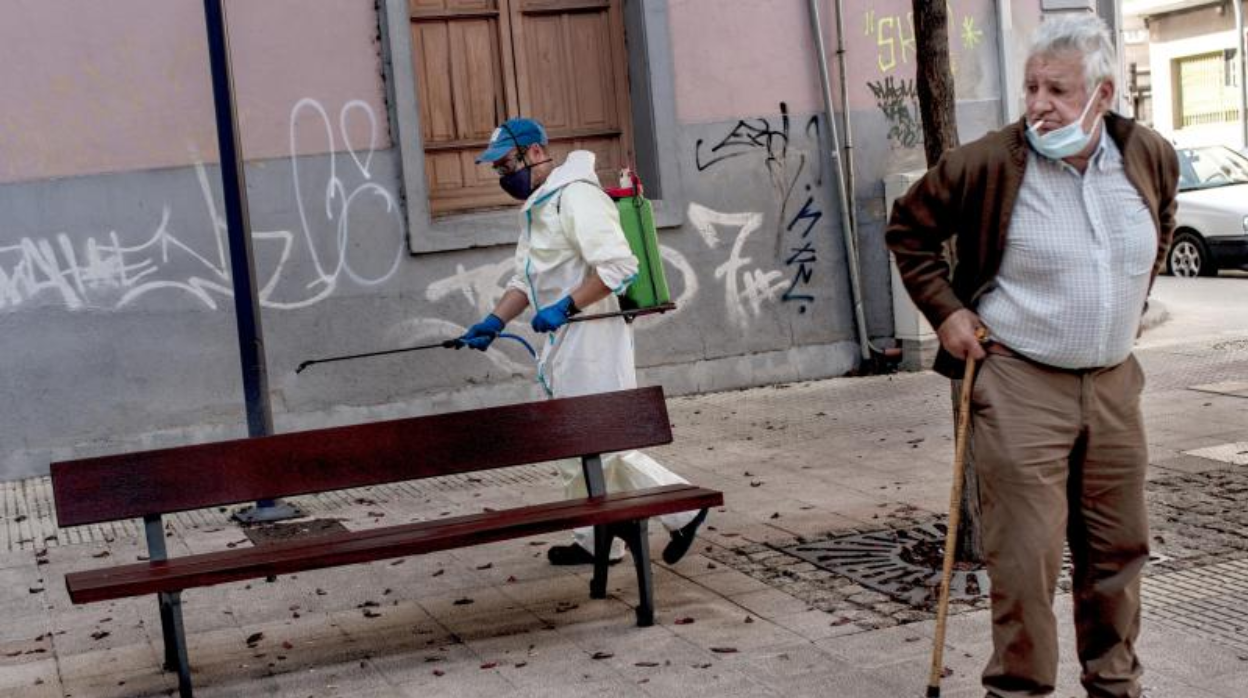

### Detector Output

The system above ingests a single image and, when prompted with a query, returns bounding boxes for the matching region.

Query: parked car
[1168,146,1248,276]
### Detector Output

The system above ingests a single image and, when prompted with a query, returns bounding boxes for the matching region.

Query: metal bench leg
[618,520,655,627]
[158,592,194,697]
[582,453,613,600]
[590,525,612,599]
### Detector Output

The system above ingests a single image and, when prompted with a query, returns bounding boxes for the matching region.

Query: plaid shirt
[977,127,1157,369]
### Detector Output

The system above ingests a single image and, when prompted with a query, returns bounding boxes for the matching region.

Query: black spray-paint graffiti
[867,76,922,149]
[694,103,790,172]
[694,103,826,316]
[782,196,820,312]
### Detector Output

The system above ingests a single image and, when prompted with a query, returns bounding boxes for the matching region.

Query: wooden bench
[50,386,722,698]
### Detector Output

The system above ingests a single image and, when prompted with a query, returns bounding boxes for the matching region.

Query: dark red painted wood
[66,485,722,603]
[52,387,672,527]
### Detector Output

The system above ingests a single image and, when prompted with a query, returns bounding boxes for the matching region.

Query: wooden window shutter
[410,0,633,216]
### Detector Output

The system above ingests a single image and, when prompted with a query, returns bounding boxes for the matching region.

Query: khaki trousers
[970,352,1149,698]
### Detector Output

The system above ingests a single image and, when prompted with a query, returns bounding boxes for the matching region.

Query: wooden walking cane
[926,332,985,697]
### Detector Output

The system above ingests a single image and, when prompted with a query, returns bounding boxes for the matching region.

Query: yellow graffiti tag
[868,11,917,73]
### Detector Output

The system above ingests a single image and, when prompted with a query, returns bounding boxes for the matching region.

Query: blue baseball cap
[476,117,547,164]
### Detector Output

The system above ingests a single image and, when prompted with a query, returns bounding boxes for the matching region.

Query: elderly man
[458,117,707,567]
[887,15,1177,698]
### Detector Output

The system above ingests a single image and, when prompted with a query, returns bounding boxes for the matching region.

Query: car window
[1177,146,1248,191]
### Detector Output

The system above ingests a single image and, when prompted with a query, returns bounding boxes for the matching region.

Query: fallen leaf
[245,632,264,647]
[591,651,614,660]
[710,647,738,654]
[634,661,660,667]
[476,563,493,570]
[432,669,445,677]
[92,551,110,559]
[432,569,445,577]
[91,631,111,641]
[674,617,695,625]
[480,662,498,669]
[453,598,474,606]
[282,641,293,650]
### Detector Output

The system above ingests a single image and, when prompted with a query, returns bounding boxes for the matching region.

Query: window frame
[380,0,686,254]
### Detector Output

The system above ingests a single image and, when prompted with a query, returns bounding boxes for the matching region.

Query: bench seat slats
[66,485,723,604]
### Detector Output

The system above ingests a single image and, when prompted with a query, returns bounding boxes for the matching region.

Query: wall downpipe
[808,0,873,365]
[1235,1,1248,149]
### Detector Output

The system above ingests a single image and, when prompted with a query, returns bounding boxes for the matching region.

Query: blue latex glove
[457,314,505,351]
[531,295,579,333]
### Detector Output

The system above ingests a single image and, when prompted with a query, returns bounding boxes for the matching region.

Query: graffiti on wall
[866,76,922,149]
[862,3,993,150]
[864,9,917,74]
[689,103,825,322]
[0,99,403,312]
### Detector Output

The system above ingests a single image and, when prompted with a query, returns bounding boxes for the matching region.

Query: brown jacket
[884,113,1179,378]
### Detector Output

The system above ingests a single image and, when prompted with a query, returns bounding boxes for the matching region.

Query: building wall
[1148,2,1247,146]
[0,0,1009,480]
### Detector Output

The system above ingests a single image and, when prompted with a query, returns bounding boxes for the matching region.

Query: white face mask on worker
[1026,84,1102,160]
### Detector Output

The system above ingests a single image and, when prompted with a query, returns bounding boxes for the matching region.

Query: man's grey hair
[1028,14,1117,94]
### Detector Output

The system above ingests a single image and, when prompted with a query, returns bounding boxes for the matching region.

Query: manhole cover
[781,523,988,607]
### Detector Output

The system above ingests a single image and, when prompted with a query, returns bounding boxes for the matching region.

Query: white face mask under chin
[1026,85,1102,160]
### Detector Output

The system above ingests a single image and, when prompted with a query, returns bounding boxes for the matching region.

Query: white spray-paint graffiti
[0,98,404,312]
[686,203,786,331]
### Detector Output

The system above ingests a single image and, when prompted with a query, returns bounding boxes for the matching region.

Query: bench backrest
[51,387,672,527]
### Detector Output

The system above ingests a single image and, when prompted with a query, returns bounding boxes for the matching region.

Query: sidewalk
[2,332,1247,698]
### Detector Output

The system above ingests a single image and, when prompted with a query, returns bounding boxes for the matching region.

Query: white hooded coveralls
[508,151,696,556]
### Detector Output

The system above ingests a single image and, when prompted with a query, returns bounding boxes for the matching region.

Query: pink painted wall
[669,0,1001,124]
[669,0,823,125]
[0,0,387,185]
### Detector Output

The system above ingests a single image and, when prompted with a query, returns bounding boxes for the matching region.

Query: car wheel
[1167,231,1215,277]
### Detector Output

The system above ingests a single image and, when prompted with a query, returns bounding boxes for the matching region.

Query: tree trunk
[914,0,960,166]
[913,0,982,565]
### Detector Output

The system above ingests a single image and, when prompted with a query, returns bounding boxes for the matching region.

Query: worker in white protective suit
[457,117,708,566]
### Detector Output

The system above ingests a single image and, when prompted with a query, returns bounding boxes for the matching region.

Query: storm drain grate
[781,524,1172,609]
[1143,558,1248,653]
[781,523,990,607]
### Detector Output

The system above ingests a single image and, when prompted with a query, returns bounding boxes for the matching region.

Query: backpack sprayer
[296,171,673,376]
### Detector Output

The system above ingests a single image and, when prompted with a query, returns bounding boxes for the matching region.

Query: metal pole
[202,0,301,523]
[1235,1,1248,149]
[808,0,872,364]
[831,0,856,233]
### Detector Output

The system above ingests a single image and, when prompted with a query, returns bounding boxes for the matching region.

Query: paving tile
[725,587,813,620]
[0,658,60,693]
[815,622,934,669]
[691,569,774,597]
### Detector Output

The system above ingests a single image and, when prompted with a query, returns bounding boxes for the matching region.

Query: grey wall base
[898,337,941,374]
[640,342,859,396]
